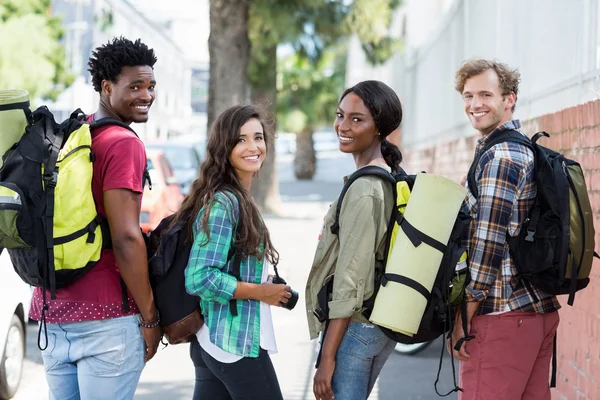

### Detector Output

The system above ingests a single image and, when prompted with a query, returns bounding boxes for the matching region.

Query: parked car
[140,149,184,233]
[145,141,202,195]
[0,251,30,400]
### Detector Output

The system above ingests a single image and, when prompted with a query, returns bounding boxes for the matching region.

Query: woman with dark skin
[306,81,404,400]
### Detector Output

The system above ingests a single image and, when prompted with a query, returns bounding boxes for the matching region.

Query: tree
[250,0,402,189]
[277,47,346,179]
[248,0,344,212]
[0,0,73,100]
[207,0,252,128]
[208,0,402,212]
[247,0,345,211]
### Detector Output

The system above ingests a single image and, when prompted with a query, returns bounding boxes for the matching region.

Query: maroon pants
[459,311,560,400]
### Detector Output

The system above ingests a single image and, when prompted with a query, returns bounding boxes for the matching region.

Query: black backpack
[147,211,242,345]
[467,130,598,306]
[314,166,472,395]
[0,106,150,349]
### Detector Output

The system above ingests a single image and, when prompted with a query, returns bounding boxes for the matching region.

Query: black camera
[271,275,299,310]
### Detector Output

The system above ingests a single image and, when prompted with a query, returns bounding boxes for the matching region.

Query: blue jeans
[331,322,396,400]
[40,315,145,400]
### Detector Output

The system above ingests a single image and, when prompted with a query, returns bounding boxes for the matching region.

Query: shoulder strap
[227,197,244,317]
[89,117,138,137]
[88,116,152,189]
[467,130,533,198]
[331,166,396,235]
[35,108,63,301]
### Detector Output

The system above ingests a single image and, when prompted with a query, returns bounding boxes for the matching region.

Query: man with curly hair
[449,59,560,400]
[28,37,161,400]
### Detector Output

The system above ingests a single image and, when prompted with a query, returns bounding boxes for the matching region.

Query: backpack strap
[90,117,138,136]
[89,117,153,190]
[37,107,64,302]
[227,201,244,317]
[330,165,396,235]
[467,130,533,198]
[0,99,32,124]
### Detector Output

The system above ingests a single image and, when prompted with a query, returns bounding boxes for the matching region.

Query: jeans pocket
[40,332,59,372]
[81,327,127,376]
[346,322,386,346]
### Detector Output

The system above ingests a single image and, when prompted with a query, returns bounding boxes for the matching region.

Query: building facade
[346,0,600,149]
[50,0,195,141]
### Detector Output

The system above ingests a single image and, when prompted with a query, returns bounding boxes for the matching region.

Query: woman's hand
[259,282,292,307]
[313,356,335,400]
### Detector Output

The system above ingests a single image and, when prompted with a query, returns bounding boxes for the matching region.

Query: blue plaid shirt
[464,120,560,314]
[184,191,264,357]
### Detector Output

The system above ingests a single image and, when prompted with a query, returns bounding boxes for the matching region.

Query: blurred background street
[14,152,458,400]
[2,0,600,398]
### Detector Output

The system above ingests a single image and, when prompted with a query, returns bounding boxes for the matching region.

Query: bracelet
[139,311,160,328]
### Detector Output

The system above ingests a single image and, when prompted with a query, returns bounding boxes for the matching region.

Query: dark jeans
[190,337,283,400]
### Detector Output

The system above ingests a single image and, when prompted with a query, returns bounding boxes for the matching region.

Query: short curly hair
[455,59,521,112]
[88,37,157,93]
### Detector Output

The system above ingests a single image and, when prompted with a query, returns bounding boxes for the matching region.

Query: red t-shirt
[29,116,147,323]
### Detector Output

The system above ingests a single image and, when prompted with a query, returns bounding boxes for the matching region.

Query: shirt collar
[477,119,522,148]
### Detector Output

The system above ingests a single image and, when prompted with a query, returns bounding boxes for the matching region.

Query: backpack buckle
[525,229,536,242]
[313,308,327,323]
[43,171,58,188]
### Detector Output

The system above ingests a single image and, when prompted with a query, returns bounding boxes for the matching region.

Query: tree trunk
[250,44,282,214]
[207,0,251,129]
[294,126,316,180]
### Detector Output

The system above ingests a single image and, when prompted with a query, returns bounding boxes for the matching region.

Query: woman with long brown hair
[180,105,290,399]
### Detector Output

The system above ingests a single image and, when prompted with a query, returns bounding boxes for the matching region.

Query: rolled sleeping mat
[369,173,467,336]
[0,89,30,169]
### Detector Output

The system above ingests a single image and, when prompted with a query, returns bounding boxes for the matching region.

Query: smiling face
[462,68,516,136]
[229,118,266,181]
[102,65,156,124]
[334,92,380,155]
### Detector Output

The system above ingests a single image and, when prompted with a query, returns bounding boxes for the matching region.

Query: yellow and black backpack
[0,102,150,337]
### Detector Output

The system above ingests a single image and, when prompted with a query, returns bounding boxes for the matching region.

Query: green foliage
[344,0,403,65]
[0,0,74,100]
[276,44,347,133]
[249,0,347,91]
[250,0,402,133]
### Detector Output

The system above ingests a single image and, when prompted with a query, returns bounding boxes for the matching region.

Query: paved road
[16,152,458,399]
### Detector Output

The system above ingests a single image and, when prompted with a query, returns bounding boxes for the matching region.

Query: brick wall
[403,100,600,399]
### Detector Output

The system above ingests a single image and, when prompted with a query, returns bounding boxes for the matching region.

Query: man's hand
[448,315,471,361]
[447,302,479,361]
[142,325,162,362]
[313,356,335,400]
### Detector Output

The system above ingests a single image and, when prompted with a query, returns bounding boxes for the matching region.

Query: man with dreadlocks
[28,37,161,399]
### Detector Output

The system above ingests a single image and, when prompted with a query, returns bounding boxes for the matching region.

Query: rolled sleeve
[328,194,381,319]
[185,196,239,305]
[467,157,522,302]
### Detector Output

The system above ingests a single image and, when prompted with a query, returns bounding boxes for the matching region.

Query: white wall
[346,0,600,149]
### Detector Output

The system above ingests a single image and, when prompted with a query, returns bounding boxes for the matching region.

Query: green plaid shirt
[184,191,263,358]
